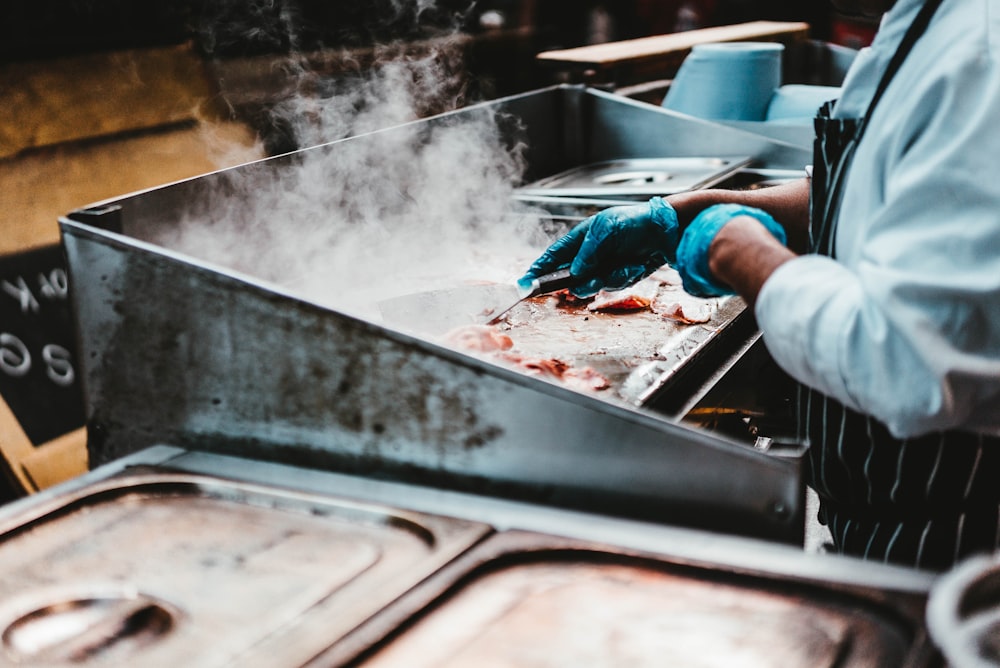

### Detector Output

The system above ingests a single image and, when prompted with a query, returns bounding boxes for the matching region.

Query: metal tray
[516,156,752,198]
[318,532,930,667]
[0,448,940,667]
[0,471,488,667]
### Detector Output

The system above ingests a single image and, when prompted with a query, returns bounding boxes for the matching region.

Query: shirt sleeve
[755,52,1000,439]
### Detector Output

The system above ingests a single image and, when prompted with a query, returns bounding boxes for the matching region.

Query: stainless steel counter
[0,447,941,667]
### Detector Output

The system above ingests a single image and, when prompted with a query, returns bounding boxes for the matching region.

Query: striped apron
[804,0,1000,572]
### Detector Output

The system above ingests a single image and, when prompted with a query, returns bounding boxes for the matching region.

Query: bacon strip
[442,324,611,392]
[563,366,612,391]
[499,352,610,392]
[587,290,652,313]
[443,325,514,352]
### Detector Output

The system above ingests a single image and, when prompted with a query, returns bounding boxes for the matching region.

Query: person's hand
[518,196,679,298]
[675,203,787,297]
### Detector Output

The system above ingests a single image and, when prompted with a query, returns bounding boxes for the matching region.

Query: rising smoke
[153,0,549,318]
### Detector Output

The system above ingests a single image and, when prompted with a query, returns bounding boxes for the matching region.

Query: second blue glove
[674,203,787,297]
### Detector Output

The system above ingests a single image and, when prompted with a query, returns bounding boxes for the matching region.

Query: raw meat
[587,290,652,313]
[654,301,712,325]
[498,352,610,392]
[443,325,514,352]
[563,366,612,392]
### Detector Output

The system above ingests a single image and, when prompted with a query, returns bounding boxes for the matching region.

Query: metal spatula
[378,269,575,336]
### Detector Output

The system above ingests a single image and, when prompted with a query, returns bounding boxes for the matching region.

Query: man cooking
[520,0,1000,571]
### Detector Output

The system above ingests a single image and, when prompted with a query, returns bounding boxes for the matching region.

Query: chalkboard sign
[0,244,85,445]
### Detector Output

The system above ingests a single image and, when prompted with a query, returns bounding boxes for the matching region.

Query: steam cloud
[153,0,551,319]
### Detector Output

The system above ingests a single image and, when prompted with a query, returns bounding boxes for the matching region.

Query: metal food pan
[515,156,752,198]
[0,445,941,667]
[316,531,936,668]
[0,471,489,667]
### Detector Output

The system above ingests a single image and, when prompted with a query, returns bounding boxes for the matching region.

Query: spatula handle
[531,268,577,296]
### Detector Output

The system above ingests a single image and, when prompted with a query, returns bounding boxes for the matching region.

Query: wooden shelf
[536,21,811,87]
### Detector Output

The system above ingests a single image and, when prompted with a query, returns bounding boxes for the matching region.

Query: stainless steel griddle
[60,85,811,543]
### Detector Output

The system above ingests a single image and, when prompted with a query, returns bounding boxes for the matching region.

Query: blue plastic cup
[661,42,785,121]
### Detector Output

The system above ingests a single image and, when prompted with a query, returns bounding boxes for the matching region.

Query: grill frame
[59,85,811,542]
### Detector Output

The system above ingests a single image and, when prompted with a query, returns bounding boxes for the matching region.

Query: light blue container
[766,84,842,124]
[662,42,785,122]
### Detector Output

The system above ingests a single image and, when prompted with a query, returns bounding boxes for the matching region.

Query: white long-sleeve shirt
[756,0,1000,438]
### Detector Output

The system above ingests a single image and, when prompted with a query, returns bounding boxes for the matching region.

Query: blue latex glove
[674,203,787,297]
[519,197,679,298]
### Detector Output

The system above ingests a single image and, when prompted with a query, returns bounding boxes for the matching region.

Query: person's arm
[519,177,810,298]
[706,215,797,306]
[668,177,812,252]
[664,179,810,304]
[750,49,1000,438]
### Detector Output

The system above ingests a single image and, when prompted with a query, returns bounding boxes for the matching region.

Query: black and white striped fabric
[800,386,1000,571]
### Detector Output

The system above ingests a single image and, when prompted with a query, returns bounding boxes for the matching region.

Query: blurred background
[0,0,877,251]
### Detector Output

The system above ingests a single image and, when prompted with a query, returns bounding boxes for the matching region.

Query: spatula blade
[378,283,522,336]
